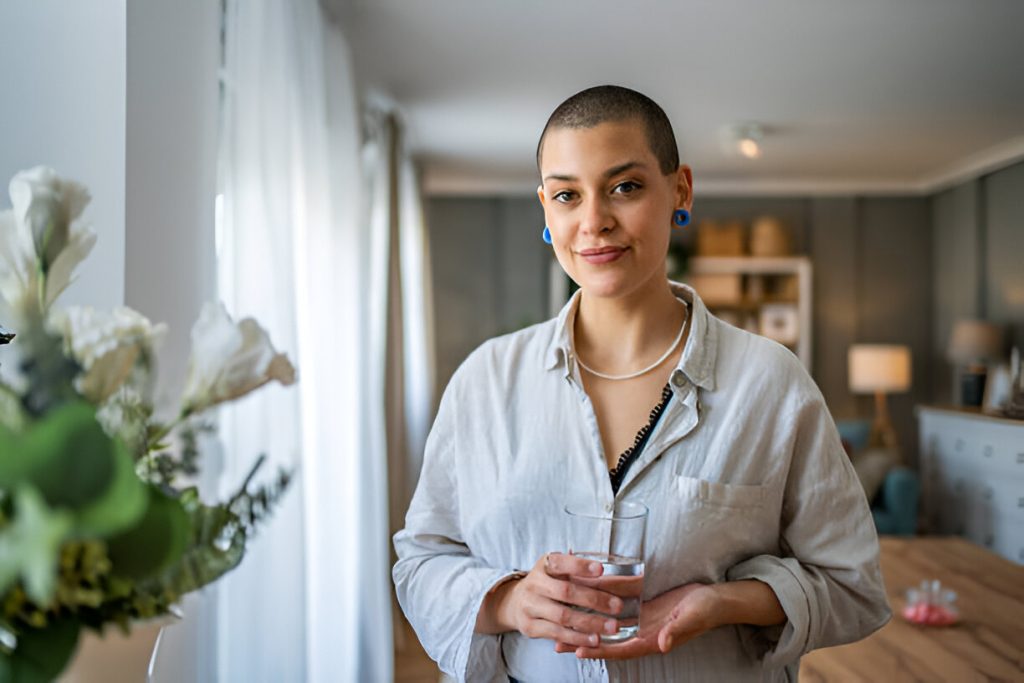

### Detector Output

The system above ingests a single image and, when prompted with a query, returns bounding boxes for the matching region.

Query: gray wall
[426,196,549,400]
[930,160,1024,404]
[983,162,1024,350]
[0,0,127,311]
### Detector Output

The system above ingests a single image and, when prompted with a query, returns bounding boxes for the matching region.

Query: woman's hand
[475,553,625,649]
[556,582,720,660]
[559,579,785,660]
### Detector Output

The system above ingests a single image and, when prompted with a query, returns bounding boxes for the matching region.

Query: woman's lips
[579,246,627,264]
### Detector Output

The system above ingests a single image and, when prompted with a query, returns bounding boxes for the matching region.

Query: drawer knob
[983,445,993,457]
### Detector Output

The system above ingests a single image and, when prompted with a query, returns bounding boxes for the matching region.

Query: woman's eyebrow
[543,161,644,184]
[604,161,641,178]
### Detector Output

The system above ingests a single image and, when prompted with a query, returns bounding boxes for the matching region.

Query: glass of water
[564,500,647,643]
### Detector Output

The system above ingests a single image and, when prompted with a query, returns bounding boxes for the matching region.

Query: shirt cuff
[725,555,811,668]
[456,569,529,683]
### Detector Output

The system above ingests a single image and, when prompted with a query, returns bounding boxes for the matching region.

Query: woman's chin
[574,266,664,300]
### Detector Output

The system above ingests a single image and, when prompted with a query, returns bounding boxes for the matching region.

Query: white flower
[181,302,296,414]
[51,306,167,403]
[0,166,97,312]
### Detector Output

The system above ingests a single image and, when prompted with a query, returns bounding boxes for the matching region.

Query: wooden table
[800,537,1024,682]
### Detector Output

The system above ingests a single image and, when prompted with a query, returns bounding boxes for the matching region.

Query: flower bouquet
[0,167,295,681]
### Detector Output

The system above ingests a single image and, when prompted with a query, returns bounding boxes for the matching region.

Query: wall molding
[423,136,1024,198]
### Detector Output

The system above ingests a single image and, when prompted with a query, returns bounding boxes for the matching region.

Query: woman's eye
[613,181,641,195]
[553,190,576,203]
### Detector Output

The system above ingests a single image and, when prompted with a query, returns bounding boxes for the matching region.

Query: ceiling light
[722,123,765,160]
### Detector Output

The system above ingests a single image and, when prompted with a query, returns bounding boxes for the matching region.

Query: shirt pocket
[644,475,775,594]
[671,475,768,510]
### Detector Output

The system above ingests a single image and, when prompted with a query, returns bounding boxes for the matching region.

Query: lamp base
[868,390,900,453]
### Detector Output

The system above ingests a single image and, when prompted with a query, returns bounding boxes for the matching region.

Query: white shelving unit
[683,256,813,369]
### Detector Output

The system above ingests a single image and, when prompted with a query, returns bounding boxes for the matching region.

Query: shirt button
[671,370,686,387]
[604,503,613,513]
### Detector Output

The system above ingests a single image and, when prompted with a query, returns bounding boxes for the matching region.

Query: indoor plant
[0,167,294,681]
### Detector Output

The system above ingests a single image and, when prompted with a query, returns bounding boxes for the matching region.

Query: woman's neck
[572,276,686,375]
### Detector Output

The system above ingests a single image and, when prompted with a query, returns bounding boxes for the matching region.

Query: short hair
[536,85,680,176]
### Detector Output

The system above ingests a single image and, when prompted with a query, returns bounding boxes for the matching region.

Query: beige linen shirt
[393,282,891,682]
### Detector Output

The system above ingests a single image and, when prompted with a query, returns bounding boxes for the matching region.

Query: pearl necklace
[572,304,689,381]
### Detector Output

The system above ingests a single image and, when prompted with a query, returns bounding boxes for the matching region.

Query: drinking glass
[564,500,647,643]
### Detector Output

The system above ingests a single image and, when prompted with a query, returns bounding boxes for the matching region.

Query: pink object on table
[901,580,959,627]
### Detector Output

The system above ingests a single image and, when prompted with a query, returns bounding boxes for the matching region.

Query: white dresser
[918,406,1024,564]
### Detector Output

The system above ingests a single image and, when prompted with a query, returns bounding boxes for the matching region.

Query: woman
[394,85,891,682]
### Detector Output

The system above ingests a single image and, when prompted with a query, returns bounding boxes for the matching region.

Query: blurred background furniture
[947,319,1004,407]
[681,255,812,368]
[917,405,1024,564]
[848,344,912,452]
[800,536,1024,681]
[837,419,919,536]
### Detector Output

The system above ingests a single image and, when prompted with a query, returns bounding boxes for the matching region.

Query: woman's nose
[578,195,613,235]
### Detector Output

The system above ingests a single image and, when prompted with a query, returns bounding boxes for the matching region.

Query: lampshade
[849,344,912,394]
[947,320,1003,363]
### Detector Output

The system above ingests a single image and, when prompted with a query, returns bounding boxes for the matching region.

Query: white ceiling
[331,0,1024,196]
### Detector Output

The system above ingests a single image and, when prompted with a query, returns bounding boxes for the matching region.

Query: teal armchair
[835,419,920,536]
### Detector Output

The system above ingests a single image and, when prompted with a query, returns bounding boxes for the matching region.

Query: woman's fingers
[520,617,602,648]
[526,597,618,636]
[539,572,623,616]
[543,552,603,579]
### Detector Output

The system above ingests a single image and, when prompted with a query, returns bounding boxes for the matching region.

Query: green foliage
[0,617,80,683]
[0,171,294,679]
[0,488,72,603]
[107,487,190,580]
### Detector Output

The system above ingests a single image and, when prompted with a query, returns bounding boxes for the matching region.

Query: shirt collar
[544,280,718,391]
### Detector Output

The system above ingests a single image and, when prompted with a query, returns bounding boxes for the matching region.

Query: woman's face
[537,119,692,301]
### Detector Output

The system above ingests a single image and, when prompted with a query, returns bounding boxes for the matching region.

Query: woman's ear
[537,184,547,209]
[675,165,694,211]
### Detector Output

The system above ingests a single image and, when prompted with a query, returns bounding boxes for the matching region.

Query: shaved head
[537,85,680,176]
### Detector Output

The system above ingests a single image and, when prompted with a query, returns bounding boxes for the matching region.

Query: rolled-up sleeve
[726,392,892,668]
[392,380,518,683]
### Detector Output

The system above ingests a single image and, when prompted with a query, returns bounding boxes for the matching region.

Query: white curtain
[217,1,393,681]
[399,150,436,502]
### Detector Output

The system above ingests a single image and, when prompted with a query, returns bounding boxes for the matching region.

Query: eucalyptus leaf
[71,438,147,538]
[106,487,190,580]
[0,403,113,510]
[1,616,80,683]
[137,499,246,600]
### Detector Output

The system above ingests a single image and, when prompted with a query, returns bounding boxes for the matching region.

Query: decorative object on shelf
[695,219,745,257]
[749,216,791,257]
[947,319,1003,407]
[0,167,295,680]
[1002,346,1024,419]
[848,344,912,451]
[759,303,799,345]
[685,256,812,368]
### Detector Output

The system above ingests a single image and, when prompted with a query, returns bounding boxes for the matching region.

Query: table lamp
[849,344,912,450]
[947,320,1003,406]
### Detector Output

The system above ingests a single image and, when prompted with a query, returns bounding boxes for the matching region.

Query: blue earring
[673,209,691,228]
[542,226,552,244]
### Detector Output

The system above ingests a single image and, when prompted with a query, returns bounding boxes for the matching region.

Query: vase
[57,619,168,683]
